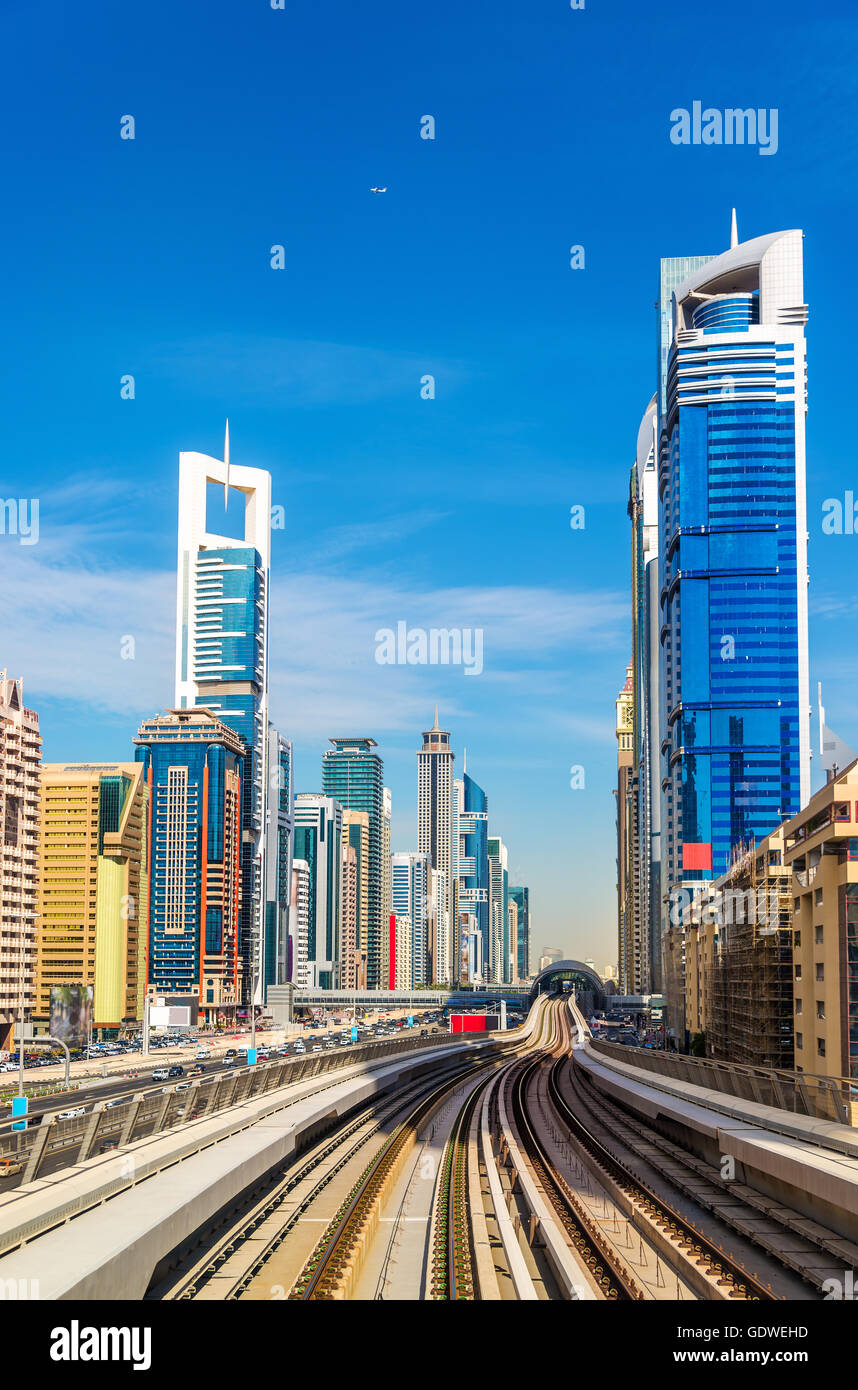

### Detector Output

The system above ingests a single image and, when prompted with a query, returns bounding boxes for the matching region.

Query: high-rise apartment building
[290,858,311,988]
[656,224,810,1032]
[174,433,290,1007]
[342,810,370,988]
[453,768,489,978]
[134,708,243,1024]
[391,851,431,986]
[322,739,384,986]
[428,866,450,984]
[0,674,41,1052]
[340,842,358,990]
[265,729,294,994]
[380,787,392,986]
[35,763,149,1034]
[418,707,454,924]
[488,836,510,983]
[509,885,530,980]
[293,794,343,988]
[615,665,636,992]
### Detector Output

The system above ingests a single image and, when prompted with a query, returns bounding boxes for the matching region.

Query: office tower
[390,913,412,989]
[322,739,384,986]
[509,885,530,981]
[174,431,287,1009]
[417,707,454,924]
[629,399,661,993]
[293,794,343,988]
[487,836,510,984]
[343,810,370,987]
[290,859,311,988]
[657,222,810,1038]
[429,866,450,984]
[452,766,489,977]
[341,842,358,989]
[134,709,243,1023]
[35,763,148,1034]
[380,787,392,987]
[0,673,41,1052]
[507,898,518,981]
[615,664,636,992]
[391,851,431,986]
[265,730,294,994]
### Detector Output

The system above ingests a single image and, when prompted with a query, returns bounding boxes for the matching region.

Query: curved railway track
[549,1017,778,1300]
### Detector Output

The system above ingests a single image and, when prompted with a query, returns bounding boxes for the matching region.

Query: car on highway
[174,1082,191,1091]
[0,1158,23,1179]
[151,1068,169,1081]
[167,1065,184,1078]
[311,1045,323,1053]
[187,1065,204,1077]
[224,1056,238,1066]
[224,1049,237,1060]
[57,1107,86,1119]
[103,1099,124,1110]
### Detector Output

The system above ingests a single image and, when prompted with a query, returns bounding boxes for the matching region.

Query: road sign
[247,1048,257,1066]
[351,1027,358,1042]
[12,1095,27,1131]
[407,1016,413,1026]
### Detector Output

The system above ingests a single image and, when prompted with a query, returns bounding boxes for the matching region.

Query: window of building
[814,888,823,907]
[795,964,802,979]
[834,802,851,822]
[796,1032,803,1049]
[815,925,823,946]
[816,1001,825,1020]
[816,962,824,982]
[817,1037,826,1057]
[794,931,801,948]
[795,997,802,1014]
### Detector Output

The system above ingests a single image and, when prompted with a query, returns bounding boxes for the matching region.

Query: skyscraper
[293,794,343,988]
[0,673,41,1052]
[453,766,489,980]
[657,222,810,1034]
[615,665,636,992]
[381,786,392,988]
[417,707,454,928]
[391,851,431,986]
[487,836,510,983]
[173,431,290,1007]
[508,884,530,981]
[322,739,384,986]
[134,708,244,1023]
[341,842,358,990]
[290,858,311,989]
[35,763,148,1034]
[342,809,370,988]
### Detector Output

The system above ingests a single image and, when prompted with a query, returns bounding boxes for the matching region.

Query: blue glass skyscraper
[453,769,489,979]
[658,226,810,947]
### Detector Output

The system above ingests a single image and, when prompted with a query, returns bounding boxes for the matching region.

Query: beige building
[0,673,42,1051]
[35,762,149,1034]
[615,665,637,993]
[342,809,370,988]
[783,763,858,1081]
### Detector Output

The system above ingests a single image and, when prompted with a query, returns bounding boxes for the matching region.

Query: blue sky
[2,0,857,966]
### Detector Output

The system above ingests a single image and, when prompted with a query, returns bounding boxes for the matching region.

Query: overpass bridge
[270,986,532,1020]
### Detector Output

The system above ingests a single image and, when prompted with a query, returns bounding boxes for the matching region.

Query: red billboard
[450,1013,486,1034]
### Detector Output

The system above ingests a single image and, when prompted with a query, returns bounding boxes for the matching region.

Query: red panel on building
[388,913,396,990]
[682,842,712,871]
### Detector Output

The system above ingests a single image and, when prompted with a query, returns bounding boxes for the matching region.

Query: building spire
[432,703,440,731]
[463,746,467,774]
[224,418,230,509]
[730,207,738,249]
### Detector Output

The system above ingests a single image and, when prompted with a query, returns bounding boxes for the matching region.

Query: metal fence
[589,1038,858,1128]
[0,1033,458,1186]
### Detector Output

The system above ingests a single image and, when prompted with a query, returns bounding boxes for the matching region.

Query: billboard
[149,1006,191,1029]
[49,985,94,1046]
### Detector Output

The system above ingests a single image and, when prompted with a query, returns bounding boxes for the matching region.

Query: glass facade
[456,772,489,977]
[322,740,384,987]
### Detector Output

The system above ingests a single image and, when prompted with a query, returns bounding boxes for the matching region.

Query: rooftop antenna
[730,207,739,249]
[224,418,230,510]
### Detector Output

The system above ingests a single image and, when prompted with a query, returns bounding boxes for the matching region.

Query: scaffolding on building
[707,837,794,1070]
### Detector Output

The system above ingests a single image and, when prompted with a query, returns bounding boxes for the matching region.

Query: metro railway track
[561,1052,849,1296]
[506,1045,641,1300]
[428,1068,494,1300]
[549,1048,778,1300]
